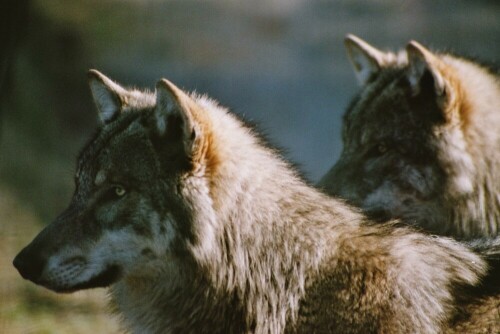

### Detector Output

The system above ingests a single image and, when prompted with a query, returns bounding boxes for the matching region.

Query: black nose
[13,246,46,282]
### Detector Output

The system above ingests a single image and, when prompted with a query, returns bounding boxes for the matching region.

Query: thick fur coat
[320,35,500,239]
[14,71,496,333]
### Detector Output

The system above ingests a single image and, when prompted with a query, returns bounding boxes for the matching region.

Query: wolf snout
[13,246,46,282]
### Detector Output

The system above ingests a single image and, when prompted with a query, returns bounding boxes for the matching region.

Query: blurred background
[1,0,498,332]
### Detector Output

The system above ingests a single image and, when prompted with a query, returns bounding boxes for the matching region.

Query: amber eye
[114,186,126,197]
[377,142,388,154]
[366,140,391,158]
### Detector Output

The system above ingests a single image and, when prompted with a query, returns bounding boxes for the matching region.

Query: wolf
[319,35,500,239]
[13,70,497,333]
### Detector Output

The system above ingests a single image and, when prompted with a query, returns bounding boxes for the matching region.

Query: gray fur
[14,70,495,333]
[320,35,500,239]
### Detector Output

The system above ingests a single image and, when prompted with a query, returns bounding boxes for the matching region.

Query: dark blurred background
[1,0,498,332]
[1,0,500,219]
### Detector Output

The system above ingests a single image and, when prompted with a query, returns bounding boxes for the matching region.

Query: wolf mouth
[44,265,122,293]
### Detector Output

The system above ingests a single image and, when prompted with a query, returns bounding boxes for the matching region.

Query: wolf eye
[377,143,388,154]
[114,186,127,197]
[366,140,390,158]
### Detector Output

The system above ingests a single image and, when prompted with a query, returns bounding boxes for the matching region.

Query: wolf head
[13,70,241,293]
[319,35,500,238]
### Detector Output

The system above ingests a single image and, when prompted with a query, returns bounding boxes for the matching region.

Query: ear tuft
[406,41,446,96]
[154,79,211,171]
[154,79,186,136]
[344,34,389,85]
[88,69,128,124]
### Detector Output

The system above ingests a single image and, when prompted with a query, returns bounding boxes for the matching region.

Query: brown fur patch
[189,101,221,178]
[438,61,473,130]
[447,293,500,333]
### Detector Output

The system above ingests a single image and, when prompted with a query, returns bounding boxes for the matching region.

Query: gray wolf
[319,34,500,239]
[13,70,495,333]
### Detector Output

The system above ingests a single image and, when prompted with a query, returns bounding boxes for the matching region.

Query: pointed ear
[88,69,128,124]
[344,34,390,85]
[406,41,446,97]
[154,79,205,163]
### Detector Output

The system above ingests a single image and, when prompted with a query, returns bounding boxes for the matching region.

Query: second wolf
[13,71,497,333]
[320,35,500,239]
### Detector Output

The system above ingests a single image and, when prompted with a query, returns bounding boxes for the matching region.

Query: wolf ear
[88,69,128,124]
[154,79,207,165]
[344,34,390,85]
[405,41,446,97]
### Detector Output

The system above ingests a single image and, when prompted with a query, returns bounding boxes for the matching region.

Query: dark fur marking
[132,223,152,238]
[141,248,154,257]
[52,265,121,293]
